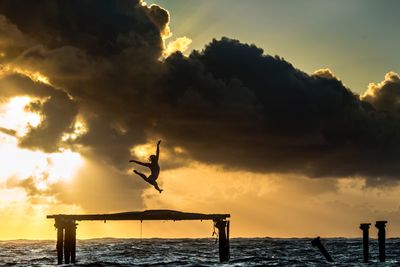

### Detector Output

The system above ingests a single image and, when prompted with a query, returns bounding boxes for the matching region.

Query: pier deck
[47,209,230,221]
[47,209,230,265]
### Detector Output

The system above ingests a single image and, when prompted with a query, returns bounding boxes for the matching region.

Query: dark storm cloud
[0,73,78,152]
[153,38,400,180]
[0,1,399,183]
[0,0,167,168]
[0,0,165,56]
[0,15,33,62]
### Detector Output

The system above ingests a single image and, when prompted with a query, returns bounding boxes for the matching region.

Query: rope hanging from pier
[212,222,218,243]
[140,220,143,240]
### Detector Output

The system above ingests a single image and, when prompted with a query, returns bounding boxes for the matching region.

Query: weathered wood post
[227,220,230,253]
[375,221,387,262]
[63,220,77,264]
[359,223,370,263]
[215,220,230,262]
[55,219,64,265]
[71,221,77,264]
[311,237,334,262]
[64,221,72,264]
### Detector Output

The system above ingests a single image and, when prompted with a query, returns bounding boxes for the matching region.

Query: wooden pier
[47,209,230,264]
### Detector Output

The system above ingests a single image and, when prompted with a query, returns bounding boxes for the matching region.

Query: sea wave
[0,238,399,266]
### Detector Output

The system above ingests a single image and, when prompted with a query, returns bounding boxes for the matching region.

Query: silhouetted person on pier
[129,140,163,193]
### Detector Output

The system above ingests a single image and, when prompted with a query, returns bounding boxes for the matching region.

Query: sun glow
[163,36,192,58]
[62,117,88,142]
[0,97,84,202]
[131,143,154,160]
[0,137,84,184]
[47,149,83,183]
[0,96,42,136]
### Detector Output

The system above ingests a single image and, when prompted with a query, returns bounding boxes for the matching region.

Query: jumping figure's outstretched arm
[129,159,150,167]
[155,140,161,161]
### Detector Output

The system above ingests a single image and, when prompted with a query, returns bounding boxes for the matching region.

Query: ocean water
[0,238,400,266]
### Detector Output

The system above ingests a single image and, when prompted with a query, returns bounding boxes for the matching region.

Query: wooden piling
[359,223,371,263]
[311,237,334,262]
[64,222,72,264]
[55,220,64,265]
[227,220,230,256]
[375,221,387,262]
[215,220,230,262]
[71,222,77,264]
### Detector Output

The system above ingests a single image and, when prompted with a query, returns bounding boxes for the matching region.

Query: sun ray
[0,96,84,199]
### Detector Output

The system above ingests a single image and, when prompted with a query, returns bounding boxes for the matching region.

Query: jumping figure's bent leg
[133,170,150,183]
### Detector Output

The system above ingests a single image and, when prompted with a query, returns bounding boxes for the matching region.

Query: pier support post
[64,223,71,264]
[311,237,334,262]
[227,221,230,254]
[55,219,77,264]
[71,222,77,264]
[215,220,230,262]
[375,221,387,262]
[359,223,371,263]
[55,220,64,265]
[64,220,76,264]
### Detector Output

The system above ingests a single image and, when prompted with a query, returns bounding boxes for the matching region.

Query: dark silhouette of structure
[55,219,77,264]
[375,221,387,262]
[311,237,334,262]
[359,223,371,263]
[215,220,230,262]
[47,210,230,264]
[130,140,163,193]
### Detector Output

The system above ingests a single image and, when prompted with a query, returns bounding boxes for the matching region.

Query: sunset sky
[1,0,400,240]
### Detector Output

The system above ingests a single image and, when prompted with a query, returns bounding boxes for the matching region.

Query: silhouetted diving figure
[129,140,163,193]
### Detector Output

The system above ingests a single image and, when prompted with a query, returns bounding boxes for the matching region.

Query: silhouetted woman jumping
[129,140,163,193]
